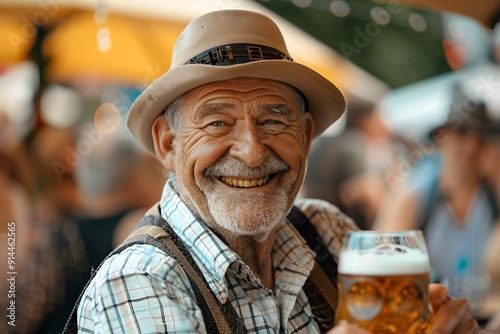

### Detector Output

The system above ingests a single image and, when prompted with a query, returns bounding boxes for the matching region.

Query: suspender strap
[287,206,339,332]
[129,222,229,334]
[136,215,247,334]
[288,206,339,283]
[63,215,246,334]
[61,224,169,333]
[302,264,337,332]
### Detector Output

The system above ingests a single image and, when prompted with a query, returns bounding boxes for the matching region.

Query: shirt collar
[160,175,240,298]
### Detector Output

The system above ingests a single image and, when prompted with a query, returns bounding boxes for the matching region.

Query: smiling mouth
[220,175,271,188]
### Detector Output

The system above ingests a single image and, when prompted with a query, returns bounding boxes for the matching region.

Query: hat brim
[430,119,500,141]
[127,60,345,153]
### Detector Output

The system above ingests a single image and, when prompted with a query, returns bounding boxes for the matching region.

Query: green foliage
[257,0,451,88]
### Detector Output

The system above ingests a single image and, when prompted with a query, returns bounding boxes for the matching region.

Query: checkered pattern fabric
[77,176,357,333]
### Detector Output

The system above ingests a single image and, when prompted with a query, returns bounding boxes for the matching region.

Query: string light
[258,0,429,29]
[370,7,390,26]
[409,13,427,32]
[292,0,313,8]
[94,0,111,52]
[97,28,112,52]
[330,0,350,18]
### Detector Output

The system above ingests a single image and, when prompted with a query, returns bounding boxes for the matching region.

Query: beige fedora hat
[127,9,345,153]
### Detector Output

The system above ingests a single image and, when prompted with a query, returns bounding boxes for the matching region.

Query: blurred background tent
[258,0,448,88]
[0,6,184,86]
[0,0,499,140]
[397,0,500,28]
[254,0,500,139]
[0,0,374,87]
[0,0,388,140]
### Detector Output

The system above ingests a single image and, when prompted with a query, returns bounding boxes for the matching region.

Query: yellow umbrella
[0,0,391,104]
[0,6,185,86]
[0,7,44,66]
[43,11,184,85]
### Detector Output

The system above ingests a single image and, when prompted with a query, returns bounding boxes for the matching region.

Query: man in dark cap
[376,85,499,319]
[303,95,393,230]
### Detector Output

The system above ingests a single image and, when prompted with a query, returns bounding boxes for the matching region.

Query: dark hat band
[184,43,293,66]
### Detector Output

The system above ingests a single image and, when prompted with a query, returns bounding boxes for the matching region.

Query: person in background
[302,95,394,230]
[16,125,88,334]
[481,129,500,330]
[482,135,500,282]
[0,114,40,334]
[480,21,500,330]
[374,86,499,318]
[75,10,477,334]
[377,15,500,321]
[110,150,167,246]
[30,125,84,221]
[73,127,165,267]
[37,126,165,332]
[0,123,164,334]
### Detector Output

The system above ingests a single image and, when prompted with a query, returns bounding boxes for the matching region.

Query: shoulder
[78,243,201,332]
[87,242,192,294]
[294,198,358,228]
[78,243,193,312]
[409,155,441,191]
[293,198,359,259]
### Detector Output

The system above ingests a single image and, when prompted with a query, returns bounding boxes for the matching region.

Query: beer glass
[335,230,434,333]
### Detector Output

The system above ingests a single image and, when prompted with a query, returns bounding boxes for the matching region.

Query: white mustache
[204,152,289,178]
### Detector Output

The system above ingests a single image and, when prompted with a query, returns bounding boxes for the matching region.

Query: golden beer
[335,231,434,334]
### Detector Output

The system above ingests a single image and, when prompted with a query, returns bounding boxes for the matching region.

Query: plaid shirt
[77,176,357,333]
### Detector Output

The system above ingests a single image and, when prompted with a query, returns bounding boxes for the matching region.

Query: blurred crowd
[0,11,500,334]
[303,14,500,329]
[0,113,166,333]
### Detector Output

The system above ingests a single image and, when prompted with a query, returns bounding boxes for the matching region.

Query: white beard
[201,151,296,236]
[206,187,291,236]
[174,146,300,237]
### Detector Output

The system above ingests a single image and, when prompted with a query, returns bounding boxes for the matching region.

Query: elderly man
[74,10,478,334]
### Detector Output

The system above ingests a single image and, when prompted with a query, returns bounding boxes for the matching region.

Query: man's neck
[224,230,277,290]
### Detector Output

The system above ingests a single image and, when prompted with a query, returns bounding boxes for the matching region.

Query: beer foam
[338,248,430,275]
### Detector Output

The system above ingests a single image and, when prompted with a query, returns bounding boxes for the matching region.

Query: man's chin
[207,196,289,236]
[210,210,282,236]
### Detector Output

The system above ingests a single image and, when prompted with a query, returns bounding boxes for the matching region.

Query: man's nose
[229,121,269,167]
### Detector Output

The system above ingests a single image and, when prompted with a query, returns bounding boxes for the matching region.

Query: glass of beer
[335,230,434,333]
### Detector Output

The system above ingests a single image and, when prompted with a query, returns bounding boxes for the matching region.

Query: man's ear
[152,115,176,172]
[303,112,315,154]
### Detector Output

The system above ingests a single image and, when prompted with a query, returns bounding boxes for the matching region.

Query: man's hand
[428,283,479,334]
[327,284,479,334]
[326,322,371,334]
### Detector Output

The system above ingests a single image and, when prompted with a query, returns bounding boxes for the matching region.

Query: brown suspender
[127,225,233,333]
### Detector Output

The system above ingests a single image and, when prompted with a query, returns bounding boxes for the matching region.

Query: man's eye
[261,119,286,134]
[205,121,230,135]
[264,120,281,125]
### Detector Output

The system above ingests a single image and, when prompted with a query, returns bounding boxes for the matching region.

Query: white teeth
[221,175,270,187]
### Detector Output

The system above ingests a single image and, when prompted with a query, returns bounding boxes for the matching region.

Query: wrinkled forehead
[188,77,298,97]
[181,77,304,112]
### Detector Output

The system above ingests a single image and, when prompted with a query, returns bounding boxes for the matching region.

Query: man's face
[162,78,314,237]
[480,140,500,186]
